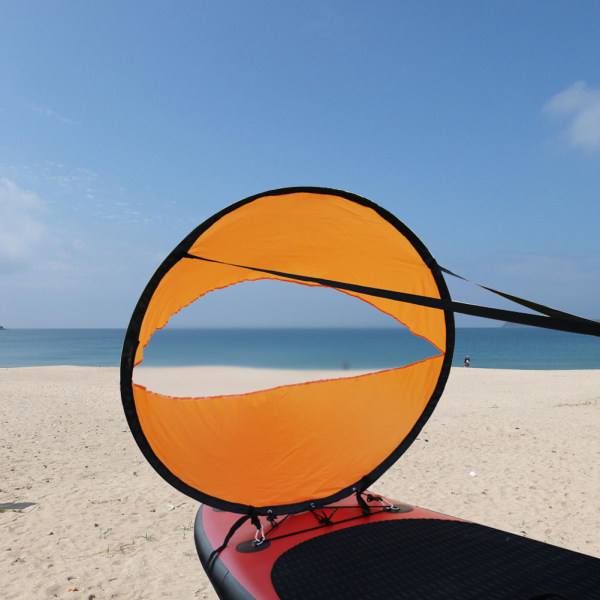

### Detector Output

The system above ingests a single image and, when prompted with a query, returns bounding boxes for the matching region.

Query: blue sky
[1,1,599,328]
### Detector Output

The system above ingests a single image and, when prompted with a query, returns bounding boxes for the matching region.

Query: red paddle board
[195,492,600,600]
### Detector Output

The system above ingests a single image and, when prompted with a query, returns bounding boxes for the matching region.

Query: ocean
[0,327,599,370]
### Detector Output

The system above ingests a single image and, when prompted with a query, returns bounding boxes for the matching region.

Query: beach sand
[1,366,599,599]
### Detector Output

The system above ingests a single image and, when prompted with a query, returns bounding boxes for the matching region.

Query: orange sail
[121,188,454,514]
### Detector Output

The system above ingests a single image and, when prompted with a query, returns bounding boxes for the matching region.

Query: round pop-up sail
[121,188,455,515]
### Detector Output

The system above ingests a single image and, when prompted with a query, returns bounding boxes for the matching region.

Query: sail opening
[133,279,442,397]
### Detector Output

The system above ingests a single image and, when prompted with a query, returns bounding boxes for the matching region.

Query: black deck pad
[271,519,600,600]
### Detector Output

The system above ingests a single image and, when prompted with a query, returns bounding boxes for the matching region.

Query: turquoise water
[0,327,599,369]
[0,329,123,367]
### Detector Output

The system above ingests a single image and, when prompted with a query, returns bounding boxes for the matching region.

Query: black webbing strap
[206,508,261,570]
[186,254,600,338]
[439,266,593,325]
[206,512,250,570]
[354,490,371,515]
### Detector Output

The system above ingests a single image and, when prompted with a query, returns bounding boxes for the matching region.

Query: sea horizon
[1,326,599,370]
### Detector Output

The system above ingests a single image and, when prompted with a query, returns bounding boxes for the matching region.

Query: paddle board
[195,493,600,600]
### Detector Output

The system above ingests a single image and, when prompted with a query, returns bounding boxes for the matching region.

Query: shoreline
[132,364,600,397]
[1,366,599,598]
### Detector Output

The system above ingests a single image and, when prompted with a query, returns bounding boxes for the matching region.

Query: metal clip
[377,496,401,512]
[253,525,266,546]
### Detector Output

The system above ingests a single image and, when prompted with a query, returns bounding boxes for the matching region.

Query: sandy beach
[1,365,599,599]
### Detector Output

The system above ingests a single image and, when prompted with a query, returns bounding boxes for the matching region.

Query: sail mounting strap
[206,512,251,570]
[354,489,371,515]
[249,510,266,546]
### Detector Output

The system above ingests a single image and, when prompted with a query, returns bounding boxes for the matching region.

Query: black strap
[354,490,371,515]
[310,508,335,525]
[440,266,593,325]
[206,512,251,570]
[186,254,600,338]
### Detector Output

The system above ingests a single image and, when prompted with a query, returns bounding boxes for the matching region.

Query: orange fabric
[131,190,450,508]
[135,192,446,364]
[133,355,444,508]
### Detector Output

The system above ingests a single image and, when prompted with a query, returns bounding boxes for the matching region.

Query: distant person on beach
[464,356,470,367]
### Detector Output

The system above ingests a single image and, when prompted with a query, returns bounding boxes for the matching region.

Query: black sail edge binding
[121,188,456,520]
[186,254,600,338]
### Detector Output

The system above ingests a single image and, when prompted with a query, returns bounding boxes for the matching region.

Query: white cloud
[29,103,74,124]
[543,81,600,152]
[0,178,48,272]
